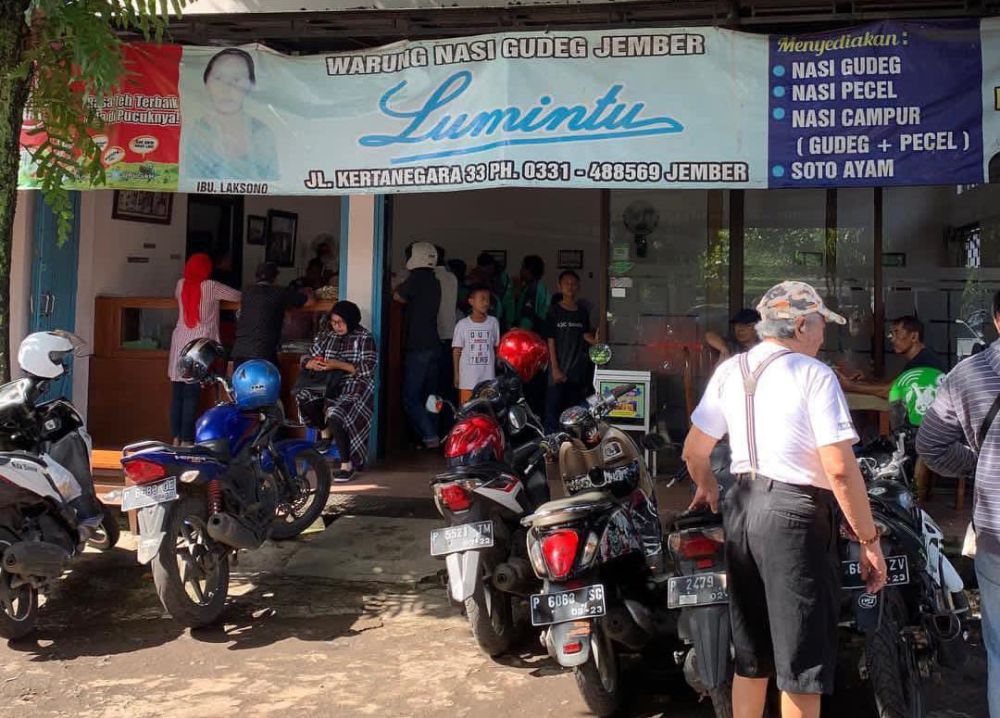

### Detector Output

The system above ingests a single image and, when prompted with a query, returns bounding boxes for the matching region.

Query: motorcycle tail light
[123,458,167,485]
[434,481,476,512]
[563,641,583,655]
[840,519,892,542]
[541,529,580,580]
[668,527,724,560]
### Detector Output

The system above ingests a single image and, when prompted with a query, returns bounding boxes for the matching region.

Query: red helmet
[444,415,505,467]
[497,329,548,383]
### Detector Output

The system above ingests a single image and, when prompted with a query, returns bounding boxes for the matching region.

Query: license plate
[429,521,494,557]
[530,585,607,626]
[667,572,729,609]
[122,477,178,512]
[842,555,909,589]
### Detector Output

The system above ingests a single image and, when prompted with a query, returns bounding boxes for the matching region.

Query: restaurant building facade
[10,0,1000,455]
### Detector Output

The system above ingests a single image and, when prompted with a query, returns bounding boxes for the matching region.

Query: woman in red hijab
[168,253,241,445]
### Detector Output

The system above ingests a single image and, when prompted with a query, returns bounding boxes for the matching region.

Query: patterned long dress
[303,327,377,467]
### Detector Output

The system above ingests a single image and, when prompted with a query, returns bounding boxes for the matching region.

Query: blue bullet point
[772,86,786,98]
[772,165,785,178]
[772,65,786,77]
[772,107,786,120]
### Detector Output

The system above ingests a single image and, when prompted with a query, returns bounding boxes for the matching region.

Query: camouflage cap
[756,281,847,325]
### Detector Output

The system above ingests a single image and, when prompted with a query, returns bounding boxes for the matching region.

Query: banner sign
[15,19,1000,194]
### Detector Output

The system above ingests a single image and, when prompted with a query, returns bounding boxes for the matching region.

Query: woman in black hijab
[297,301,377,481]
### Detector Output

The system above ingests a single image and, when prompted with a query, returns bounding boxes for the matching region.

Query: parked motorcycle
[843,429,971,718]
[429,330,551,656]
[122,342,331,627]
[664,442,735,718]
[522,384,669,716]
[955,308,989,360]
[0,331,119,640]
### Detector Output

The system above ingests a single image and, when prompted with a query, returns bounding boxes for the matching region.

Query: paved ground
[0,499,989,718]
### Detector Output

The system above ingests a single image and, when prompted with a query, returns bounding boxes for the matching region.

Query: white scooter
[0,331,119,640]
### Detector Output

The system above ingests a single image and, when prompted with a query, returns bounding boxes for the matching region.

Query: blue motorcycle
[120,341,333,627]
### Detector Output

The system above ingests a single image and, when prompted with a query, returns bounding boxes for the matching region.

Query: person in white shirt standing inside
[683,281,887,718]
[453,285,501,405]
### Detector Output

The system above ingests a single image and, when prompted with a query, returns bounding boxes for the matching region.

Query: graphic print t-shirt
[452,316,501,390]
[545,303,593,385]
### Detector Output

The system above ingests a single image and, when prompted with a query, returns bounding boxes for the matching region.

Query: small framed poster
[558,249,584,269]
[265,210,298,267]
[484,249,507,269]
[112,190,173,224]
[246,215,266,246]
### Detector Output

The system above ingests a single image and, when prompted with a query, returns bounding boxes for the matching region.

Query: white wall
[390,188,603,303]
[242,195,340,286]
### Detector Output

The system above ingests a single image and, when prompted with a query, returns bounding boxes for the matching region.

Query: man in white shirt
[683,281,887,718]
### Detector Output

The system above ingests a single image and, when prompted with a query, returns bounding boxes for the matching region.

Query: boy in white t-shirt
[453,285,501,404]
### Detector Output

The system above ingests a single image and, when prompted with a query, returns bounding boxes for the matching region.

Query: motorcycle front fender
[546,619,591,667]
[679,604,732,690]
[136,503,169,565]
[445,550,482,603]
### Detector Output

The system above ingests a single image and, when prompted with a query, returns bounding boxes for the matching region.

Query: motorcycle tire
[270,450,332,541]
[465,572,515,657]
[865,593,926,718]
[86,502,121,552]
[574,625,624,717]
[152,496,230,628]
[0,529,39,641]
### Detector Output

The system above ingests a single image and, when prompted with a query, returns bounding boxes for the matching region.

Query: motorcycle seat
[523,491,613,528]
[671,508,723,531]
[433,462,519,484]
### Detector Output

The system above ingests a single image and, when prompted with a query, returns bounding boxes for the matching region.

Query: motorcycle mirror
[508,404,528,432]
[589,343,613,366]
[640,433,669,452]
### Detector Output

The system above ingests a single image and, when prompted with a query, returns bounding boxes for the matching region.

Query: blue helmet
[232,360,281,410]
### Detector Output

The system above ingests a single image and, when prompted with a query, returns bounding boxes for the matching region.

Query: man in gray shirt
[916,292,1000,718]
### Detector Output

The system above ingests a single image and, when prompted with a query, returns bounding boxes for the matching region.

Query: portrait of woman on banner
[181,48,279,182]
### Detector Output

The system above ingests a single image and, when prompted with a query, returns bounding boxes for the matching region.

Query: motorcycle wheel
[574,624,624,717]
[270,450,332,541]
[152,496,229,628]
[86,502,121,551]
[465,567,515,657]
[865,593,926,718]
[0,529,38,640]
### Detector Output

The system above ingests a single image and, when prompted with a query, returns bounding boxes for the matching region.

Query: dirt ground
[0,536,989,718]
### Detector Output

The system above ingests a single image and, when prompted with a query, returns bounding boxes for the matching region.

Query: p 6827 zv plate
[530,585,606,626]
[122,477,178,512]
[842,555,909,589]
[667,571,729,609]
[429,521,494,557]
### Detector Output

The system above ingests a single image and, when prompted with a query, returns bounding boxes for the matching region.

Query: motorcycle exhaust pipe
[2,540,70,578]
[492,558,534,595]
[206,513,260,550]
[603,606,649,651]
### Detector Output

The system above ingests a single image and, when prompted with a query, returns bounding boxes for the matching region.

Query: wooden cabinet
[87,296,334,448]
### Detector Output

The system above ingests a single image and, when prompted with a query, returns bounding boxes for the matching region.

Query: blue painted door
[30,192,80,401]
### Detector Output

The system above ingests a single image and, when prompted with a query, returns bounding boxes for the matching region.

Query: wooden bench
[92,449,138,533]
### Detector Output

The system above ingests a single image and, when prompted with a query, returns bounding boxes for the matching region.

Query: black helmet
[560,405,600,447]
[177,338,225,382]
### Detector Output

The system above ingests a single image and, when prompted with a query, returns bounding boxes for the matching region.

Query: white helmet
[18,331,84,379]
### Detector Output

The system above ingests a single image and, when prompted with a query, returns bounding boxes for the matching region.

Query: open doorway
[186,194,244,289]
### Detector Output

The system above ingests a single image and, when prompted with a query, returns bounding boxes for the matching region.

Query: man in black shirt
[231,262,312,369]
[837,314,947,398]
[394,241,443,448]
[544,270,596,431]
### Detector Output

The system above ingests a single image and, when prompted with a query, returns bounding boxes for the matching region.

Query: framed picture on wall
[485,249,507,269]
[558,249,584,269]
[111,190,173,224]
[246,215,266,246]
[265,210,298,267]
